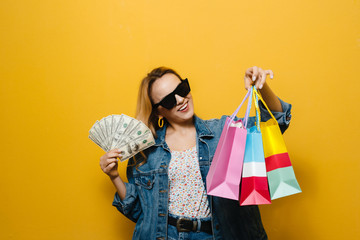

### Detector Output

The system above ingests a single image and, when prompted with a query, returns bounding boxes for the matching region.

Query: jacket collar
[154,114,214,146]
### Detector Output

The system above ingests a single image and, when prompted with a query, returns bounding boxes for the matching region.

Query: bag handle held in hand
[252,86,261,131]
[243,87,253,128]
[227,87,252,128]
[252,87,277,123]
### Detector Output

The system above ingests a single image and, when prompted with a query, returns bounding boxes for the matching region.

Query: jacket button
[216,224,220,230]
[147,180,151,186]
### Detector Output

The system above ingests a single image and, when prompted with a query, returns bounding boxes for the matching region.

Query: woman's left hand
[244,66,274,90]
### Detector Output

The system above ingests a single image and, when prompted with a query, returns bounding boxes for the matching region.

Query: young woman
[99,66,292,240]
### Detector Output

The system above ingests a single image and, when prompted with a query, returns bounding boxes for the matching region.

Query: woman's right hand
[99,149,123,180]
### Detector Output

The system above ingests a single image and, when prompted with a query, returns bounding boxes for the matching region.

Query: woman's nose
[174,94,185,105]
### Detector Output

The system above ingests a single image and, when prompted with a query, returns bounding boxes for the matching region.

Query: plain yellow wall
[1,0,359,239]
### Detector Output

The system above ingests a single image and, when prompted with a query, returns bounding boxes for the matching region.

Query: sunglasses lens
[161,94,176,109]
[176,80,190,97]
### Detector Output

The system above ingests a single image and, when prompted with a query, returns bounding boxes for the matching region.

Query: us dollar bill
[97,118,109,151]
[89,114,156,159]
[112,115,136,148]
[110,114,125,150]
[115,131,155,161]
[91,121,108,151]
[119,120,150,145]
[103,115,113,150]
[89,121,102,146]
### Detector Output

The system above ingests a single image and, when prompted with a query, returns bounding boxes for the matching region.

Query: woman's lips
[178,102,189,112]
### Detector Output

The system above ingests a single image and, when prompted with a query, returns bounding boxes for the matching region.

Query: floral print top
[168,145,211,218]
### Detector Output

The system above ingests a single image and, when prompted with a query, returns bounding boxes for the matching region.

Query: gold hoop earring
[158,117,164,128]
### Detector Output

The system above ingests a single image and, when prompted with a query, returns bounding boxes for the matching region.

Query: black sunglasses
[152,78,191,110]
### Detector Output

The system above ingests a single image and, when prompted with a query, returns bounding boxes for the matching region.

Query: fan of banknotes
[88,114,155,161]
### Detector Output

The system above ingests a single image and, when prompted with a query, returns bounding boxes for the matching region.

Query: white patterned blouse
[168,145,211,218]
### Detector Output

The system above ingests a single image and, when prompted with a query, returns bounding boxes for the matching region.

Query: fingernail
[252,76,256,81]
[270,75,273,79]
[260,84,263,89]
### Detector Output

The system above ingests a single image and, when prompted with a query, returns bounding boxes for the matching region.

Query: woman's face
[151,73,194,125]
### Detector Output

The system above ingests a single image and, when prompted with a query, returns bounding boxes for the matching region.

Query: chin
[177,107,195,122]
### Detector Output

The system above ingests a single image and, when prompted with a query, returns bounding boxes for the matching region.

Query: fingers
[265,69,274,79]
[244,75,253,90]
[253,67,262,89]
[103,161,117,173]
[103,149,124,159]
[256,69,266,89]
[107,151,122,159]
[100,157,120,175]
[257,69,274,89]
[99,149,124,169]
[252,66,259,82]
[245,66,258,90]
[109,148,124,154]
[245,67,254,76]
[107,156,121,164]
[100,157,116,169]
[244,67,274,90]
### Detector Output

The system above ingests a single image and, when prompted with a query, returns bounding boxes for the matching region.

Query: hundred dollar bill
[110,114,119,136]
[97,118,109,150]
[110,114,127,150]
[115,131,156,161]
[89,134,105,150]
[89,121,103,146]
[119,120,150,144]
[91,121,108,151]
[112,115,136,148]
[103,115,113,150]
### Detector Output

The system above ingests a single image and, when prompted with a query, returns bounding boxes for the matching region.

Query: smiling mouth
[178,102,188,111]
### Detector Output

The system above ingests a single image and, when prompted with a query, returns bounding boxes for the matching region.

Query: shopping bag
[239,86,271,205]
[206,88,252,200]
[253,88,301,200]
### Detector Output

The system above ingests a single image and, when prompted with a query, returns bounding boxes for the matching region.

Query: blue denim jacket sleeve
[112,158,142,223]
[258,96,292,134]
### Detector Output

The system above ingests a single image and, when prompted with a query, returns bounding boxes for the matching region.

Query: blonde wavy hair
[129,66,183,169]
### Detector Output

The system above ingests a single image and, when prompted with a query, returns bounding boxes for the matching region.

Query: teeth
[179,103,188,111]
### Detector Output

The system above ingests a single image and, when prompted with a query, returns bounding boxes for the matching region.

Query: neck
[166,117,195,135]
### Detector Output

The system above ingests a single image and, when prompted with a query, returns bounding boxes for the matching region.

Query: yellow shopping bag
[253,88,301,200]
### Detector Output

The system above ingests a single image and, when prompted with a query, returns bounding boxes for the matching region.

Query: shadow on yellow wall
[1,0,359,239]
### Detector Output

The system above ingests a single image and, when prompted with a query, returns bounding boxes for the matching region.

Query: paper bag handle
[252,86,277,123]
[252,86,261,131]
[243,87,253,128]
[227,87,252,128]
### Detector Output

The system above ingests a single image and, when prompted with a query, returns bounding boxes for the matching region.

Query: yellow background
[1,0,359,239]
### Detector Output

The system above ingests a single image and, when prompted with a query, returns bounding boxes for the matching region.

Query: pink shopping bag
[206,88,252,200]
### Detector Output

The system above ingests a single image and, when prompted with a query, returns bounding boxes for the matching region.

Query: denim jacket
[112,97,292,240]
